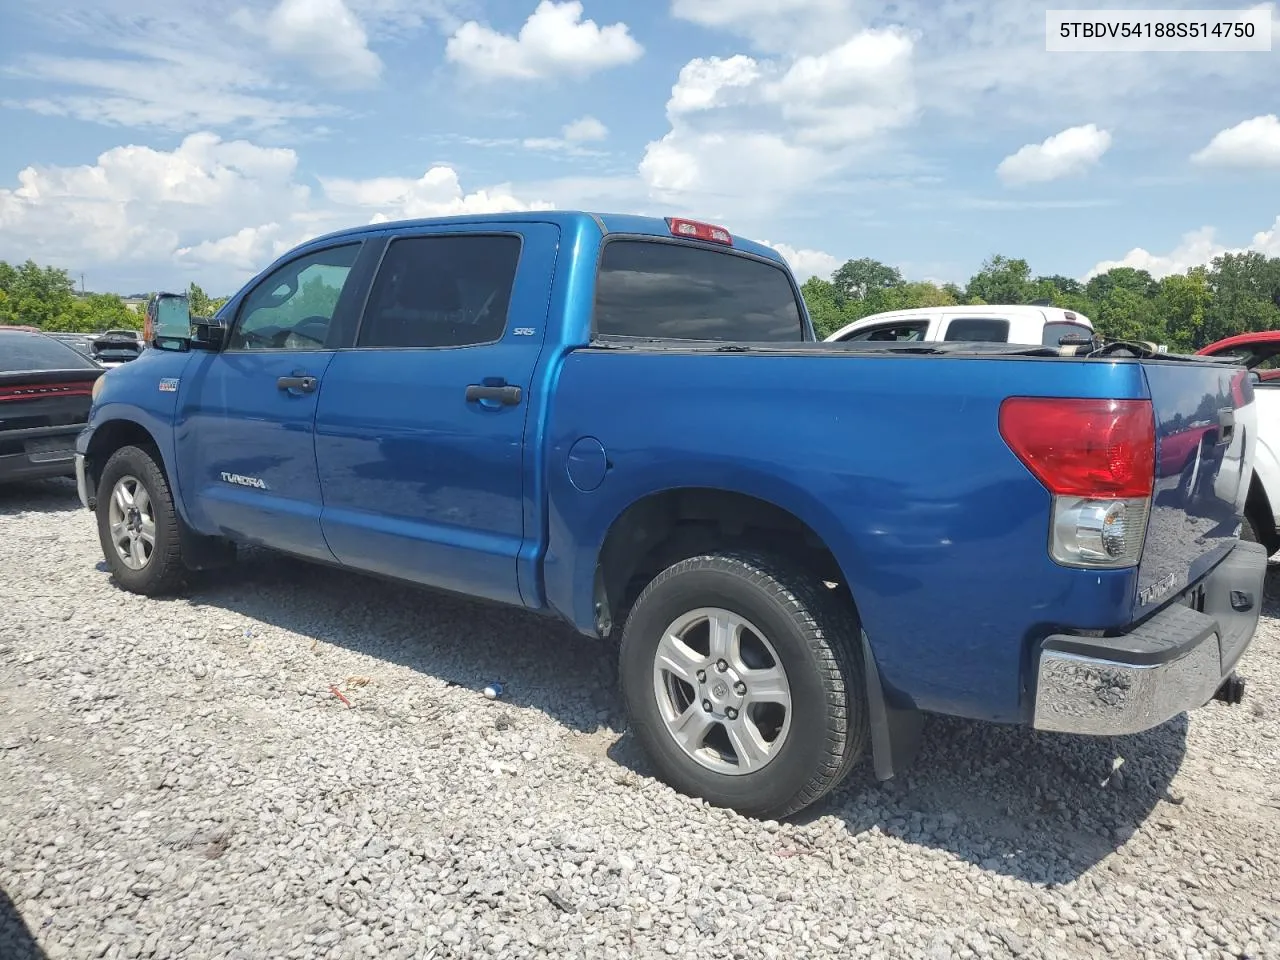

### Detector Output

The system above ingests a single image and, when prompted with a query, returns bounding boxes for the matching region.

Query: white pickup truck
[825,304,1094,347]
[1197,331,1280,556]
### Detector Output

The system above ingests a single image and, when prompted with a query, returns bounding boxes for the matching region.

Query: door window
[229,243,361,351]
[357,235,522,349]
[838,321,929,343]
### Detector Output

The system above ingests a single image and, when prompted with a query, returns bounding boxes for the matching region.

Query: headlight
[92,375,107,402]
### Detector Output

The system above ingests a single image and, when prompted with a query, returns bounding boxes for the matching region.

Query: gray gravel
[1,477,1278,960]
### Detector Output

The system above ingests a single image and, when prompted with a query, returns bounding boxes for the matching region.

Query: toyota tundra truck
[74,211,1266,819]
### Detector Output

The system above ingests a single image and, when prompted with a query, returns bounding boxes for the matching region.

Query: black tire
[1241,508,1280,559]
[95,445,187,596]
[618,550,868,819]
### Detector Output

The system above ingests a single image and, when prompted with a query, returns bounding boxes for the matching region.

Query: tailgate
[1134,358,1255,617]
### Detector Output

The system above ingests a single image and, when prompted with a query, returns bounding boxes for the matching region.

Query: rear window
[1042,322,1093,347]
[943,318,1010,343]
[595,240,804,341]
[0,331,99,373]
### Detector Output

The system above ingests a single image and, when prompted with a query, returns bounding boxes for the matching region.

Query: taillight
[665,217,733,245]
[0,382,96,403]
[1000,397,1155,568]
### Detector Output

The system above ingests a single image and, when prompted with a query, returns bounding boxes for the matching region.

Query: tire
[1241,510,1280,559]
[95,445,187,596]
[618,550,868,819]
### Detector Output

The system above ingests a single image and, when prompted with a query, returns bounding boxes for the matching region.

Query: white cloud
[1191,115,1280,169]
[765,29,917,145]
[445,1,642,80]
[562,116,608,142]
[996,124,1112,186]
[0,131,549,289]
[761,241,841,282]
[639,29,915,213]
[667,55,762,114]
[521,115,610,154]
[670,0,856,54]
[1085,217,1280,280]
[322,166,553,220]
[236,0,383,87]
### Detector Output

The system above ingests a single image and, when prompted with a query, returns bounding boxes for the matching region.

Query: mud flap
[861,630,923,780]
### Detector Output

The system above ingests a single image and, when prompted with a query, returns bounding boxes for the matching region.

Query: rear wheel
[96,445,186,595]
[1241,506,1280,558]
[618,550,868,819]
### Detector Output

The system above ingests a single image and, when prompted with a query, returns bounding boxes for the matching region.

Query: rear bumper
[1033,539,1267,736]
[0,426,81,484]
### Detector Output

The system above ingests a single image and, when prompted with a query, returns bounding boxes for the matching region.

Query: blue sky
[1,0,1278,295]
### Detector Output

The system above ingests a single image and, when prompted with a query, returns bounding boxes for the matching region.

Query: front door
[175,240,370,561]
[314,224,559,606]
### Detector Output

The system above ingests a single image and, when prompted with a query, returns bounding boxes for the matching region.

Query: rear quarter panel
[544,349,1151,723]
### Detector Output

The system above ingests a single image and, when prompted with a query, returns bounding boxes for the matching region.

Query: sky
[0,0,1279,295]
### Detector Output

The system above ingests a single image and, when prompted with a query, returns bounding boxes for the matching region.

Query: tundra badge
[221,472,268,490]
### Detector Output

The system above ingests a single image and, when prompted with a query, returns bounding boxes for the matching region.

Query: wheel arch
[591,486,850,641]
[81,416,198,530]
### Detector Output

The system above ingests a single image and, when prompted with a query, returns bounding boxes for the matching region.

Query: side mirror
[191,316,228,352]
[1250,370,1263,384]
[149,293,193,350]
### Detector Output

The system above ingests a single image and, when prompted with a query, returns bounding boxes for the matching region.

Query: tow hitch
[1212,672,1246,706]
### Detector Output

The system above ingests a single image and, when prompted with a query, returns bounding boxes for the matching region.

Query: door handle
[1217,407,1235,445]
[277,375,317,393]
[465,383,522,406]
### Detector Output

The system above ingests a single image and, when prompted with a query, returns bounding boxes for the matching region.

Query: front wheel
[95,445,187,596]
[618,550,868,819]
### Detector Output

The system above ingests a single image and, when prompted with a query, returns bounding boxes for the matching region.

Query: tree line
[5,251,1280,351]
[801,251,1280,350]
[0,259,228,334]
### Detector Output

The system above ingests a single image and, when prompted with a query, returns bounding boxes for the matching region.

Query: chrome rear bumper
[1033,540,1267,736]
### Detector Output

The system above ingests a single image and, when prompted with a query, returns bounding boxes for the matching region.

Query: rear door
[174,240,373,561]
[314,223,559,607]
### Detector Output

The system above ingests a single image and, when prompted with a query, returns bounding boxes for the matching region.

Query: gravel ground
[1,478,1278,960]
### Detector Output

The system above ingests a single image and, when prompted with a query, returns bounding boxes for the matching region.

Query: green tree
[1154,269,1211,351]
[1085,267,1157,303]
[800,277,849,339]
[832,258,903,300]
[964,255,1033,305]
[1095,288,1161,343]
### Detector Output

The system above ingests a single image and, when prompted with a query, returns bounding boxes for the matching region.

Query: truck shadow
[169,546,1275,888]
[0,887,47,960]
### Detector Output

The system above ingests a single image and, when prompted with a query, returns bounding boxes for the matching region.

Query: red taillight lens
[999,397,1155,499]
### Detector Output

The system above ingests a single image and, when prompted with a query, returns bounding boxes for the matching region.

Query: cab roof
[297,210,787,268]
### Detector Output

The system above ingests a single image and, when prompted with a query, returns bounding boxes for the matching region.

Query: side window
[358,234,521,349]
[943,318,1010,343]
[841,322,928,343]
[1247,351,1280,384]
[229,244,361,351]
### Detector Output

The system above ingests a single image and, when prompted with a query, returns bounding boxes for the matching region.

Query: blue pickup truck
[76,211,1266,819]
